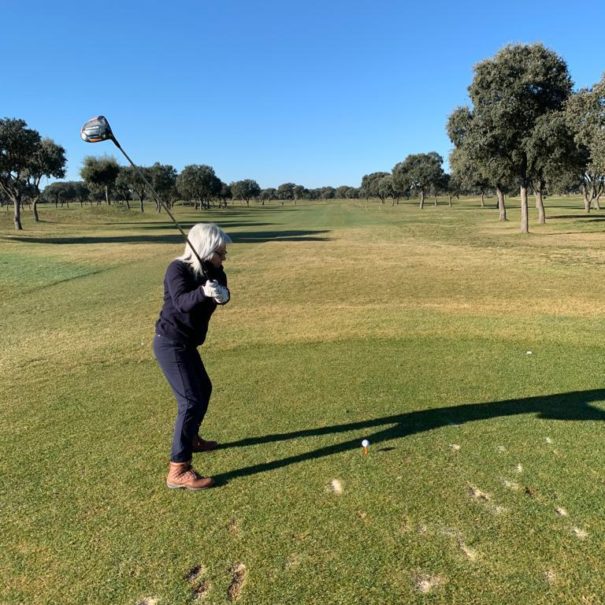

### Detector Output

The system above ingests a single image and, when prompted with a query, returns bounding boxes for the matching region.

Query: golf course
[3,197,605,604]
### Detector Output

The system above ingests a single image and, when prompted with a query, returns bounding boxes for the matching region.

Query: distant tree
[344,187,359,199]
[360,172,390,201]
[80,155,120,205]
[0,118,42,229]
[392,152,445,208]
[319,186,336,200]
[25,138,66,222]
[377,175,395,204]
[565,73,605,212]
[115,165,153,212]
[260,187,276,204]
[293,185,307,201]
[43,181,90,207]
[177,164,221,209]
[277,182,296,201]
[231,179,261,206]
[149,163,178,212]
[114,168,133,209]
[335,185,349,199]
[43,181,71,206]
[218,181,231,208]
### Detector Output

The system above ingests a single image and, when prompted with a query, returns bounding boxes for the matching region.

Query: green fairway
[3,198,605,604]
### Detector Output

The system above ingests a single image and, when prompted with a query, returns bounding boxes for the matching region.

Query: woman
[153,223,231,490]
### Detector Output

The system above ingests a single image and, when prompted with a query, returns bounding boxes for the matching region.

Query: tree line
[2,43,603,231]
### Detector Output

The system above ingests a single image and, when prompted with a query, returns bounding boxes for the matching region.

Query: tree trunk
[105,185,110,205]
[582,184,591,213]
[448,195,453,207]
[419,190,425,209]
[139,198,144,213]
[520,185,529,233]
[535,189,546,224]
[480,192,485,208]
[14,198,22,230]
[496,187,507,221]
[33,197,40,222]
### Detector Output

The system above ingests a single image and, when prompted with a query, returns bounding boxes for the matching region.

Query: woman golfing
[154,223,231,490]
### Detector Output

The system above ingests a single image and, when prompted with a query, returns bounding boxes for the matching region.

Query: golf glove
[202,280,220,298]
[202,280,230,305]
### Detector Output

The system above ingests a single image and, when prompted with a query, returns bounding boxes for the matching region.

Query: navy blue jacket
[155,260,228,346]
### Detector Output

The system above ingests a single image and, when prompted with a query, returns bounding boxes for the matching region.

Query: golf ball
[361,439,370,448]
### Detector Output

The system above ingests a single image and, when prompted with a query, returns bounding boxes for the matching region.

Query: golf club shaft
[110,136,208,278]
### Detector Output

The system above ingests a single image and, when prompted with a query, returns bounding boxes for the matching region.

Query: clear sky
[2,0,604,190]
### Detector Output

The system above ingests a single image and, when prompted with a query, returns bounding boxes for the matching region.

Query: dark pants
[153,334,212,462]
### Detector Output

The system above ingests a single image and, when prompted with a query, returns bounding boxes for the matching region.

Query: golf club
[80,115,207,277]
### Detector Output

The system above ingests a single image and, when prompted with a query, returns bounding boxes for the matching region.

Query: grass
[3,196,605,604]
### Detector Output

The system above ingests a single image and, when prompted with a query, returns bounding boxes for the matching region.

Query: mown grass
[2,196,605,604]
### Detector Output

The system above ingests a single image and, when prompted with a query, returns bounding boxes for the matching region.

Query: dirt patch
[328,478,343,495]
[468,485,491,501]
[184,564,204,583]
[413,572,445,594]
[193,579,211,600]
[227,562,247,601]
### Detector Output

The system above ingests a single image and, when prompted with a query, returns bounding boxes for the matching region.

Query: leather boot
[166,461,214,490]
[192,435,219,452]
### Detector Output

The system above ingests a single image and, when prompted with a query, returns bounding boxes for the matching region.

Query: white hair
[176,223,231,276]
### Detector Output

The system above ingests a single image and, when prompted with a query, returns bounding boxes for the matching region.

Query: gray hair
[176,223,231,276]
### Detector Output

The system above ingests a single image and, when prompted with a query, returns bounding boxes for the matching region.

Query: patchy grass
[3,197,605,603]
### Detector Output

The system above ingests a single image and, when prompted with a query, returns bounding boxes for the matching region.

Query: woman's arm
[165,262,208,312]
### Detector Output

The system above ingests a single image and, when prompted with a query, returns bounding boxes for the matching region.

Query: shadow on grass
[548,215,605,221]
[4,229,330,245]
[213,389,605,484]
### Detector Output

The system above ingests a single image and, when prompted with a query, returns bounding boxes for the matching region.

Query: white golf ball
[361,439,370,448]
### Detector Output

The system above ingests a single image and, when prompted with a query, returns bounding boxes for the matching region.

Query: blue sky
[2,0,604,189]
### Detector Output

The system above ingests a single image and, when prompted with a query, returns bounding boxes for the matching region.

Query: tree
[377,175,395,205]
[360,172,390,201]
[176,164,221,209]
[392,152,445,208]
[565,73,605,212]
[277,182,296,201]
[218,181,231,208]
[447,105,513,220]
[293,185,307,201]
[260,187,276,204]
[149,163,178,212]
[0,118,42,229]
[344,187,359,199]
[231,179,261,206]
[466,43,573,232]
[525,111,584,223]
[80,155,120,205]
[26,138,67,222]
[115,165,151,212]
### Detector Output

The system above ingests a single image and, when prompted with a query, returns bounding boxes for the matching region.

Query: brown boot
[166,461,214,490]
[192,435,219,452]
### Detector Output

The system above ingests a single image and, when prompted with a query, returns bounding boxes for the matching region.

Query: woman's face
[209,245,227,268]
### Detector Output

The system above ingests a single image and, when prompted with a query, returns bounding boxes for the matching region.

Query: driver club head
[80,115,114,143]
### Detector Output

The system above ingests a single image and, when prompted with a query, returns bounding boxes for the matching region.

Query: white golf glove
[202,279,220,298]
[202,280,230,304]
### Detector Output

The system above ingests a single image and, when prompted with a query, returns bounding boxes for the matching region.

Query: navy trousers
[153,334,212,462]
